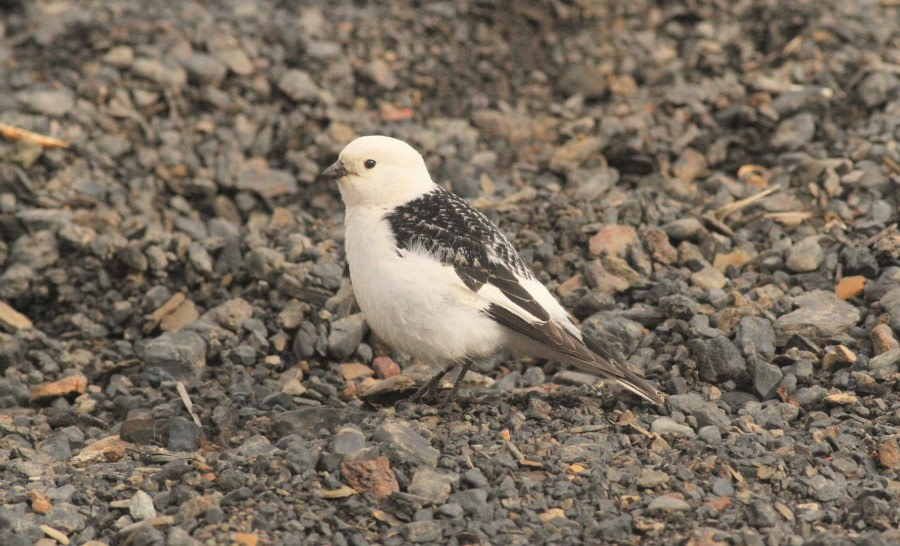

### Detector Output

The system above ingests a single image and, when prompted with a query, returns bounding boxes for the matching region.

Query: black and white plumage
[321,135,663,405]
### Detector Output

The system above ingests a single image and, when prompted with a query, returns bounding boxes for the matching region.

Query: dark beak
[318,159,349,183]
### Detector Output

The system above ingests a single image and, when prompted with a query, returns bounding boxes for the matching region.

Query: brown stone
[372,356,400,379]
[871,323,900,355]
[71,435,131,464]
[640,227,677,265]
[341,456,399,500]
[835,276,866,300]
[30,375,88,403]
[589,224,638,257]
[0,301,32,331]
[339,363,375,381]
[28,490,52,514]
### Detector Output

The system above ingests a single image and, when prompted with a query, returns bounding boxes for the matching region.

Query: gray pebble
[182,53,228,85]
[129,490,157,521]
[771,112,816,150]
[650,417,695,438]
[373,419,439,467]
[775,290,861,344]
[786,236,824,273]
[409,468,456,505]
[735,316,777,359]
[17,89,74,117]
[136,331,207,383]
[647,495,690,512]
[278,69,321,102]
[328,314,368,360]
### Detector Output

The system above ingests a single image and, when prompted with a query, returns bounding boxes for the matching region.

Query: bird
[319,135,663,405]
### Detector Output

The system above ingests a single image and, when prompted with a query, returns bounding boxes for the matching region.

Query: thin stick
[715,186,779,220]
[176,382,203,428]
[0,122,69,149]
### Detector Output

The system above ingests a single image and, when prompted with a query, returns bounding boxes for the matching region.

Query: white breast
[343,206,505,365]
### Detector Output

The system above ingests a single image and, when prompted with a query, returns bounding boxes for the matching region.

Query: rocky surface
[1,0,899,544]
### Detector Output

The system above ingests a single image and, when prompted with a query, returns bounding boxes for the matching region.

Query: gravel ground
[1,0,899,544]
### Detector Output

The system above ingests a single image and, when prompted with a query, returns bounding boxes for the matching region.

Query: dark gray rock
[136,331,207,383]
[771,112,816,150]
[690,336,746,382]
[748,499,779,527]
[168,417,203,452]
[748,355,783,400]
[736,316,777,359]
[272,407,351,439]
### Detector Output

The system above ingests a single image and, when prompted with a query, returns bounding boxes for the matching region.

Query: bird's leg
[449,358,474,398]
[408,366,450,402]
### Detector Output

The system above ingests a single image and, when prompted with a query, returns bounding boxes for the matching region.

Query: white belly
[344,207,505,365]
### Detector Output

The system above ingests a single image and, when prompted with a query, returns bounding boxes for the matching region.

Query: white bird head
[320,135,435,208]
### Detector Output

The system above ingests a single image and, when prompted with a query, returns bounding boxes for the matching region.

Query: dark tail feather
[582,336,664,405]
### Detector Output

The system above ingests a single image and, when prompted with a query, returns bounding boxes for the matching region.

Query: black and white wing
[385,187,663,405]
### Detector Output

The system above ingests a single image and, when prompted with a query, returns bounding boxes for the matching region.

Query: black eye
[364,159,376,169]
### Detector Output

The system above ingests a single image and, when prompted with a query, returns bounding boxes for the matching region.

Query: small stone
[339,363,374,381]
[0,301,33,331]
[45,503,85,533]
[713,249,753,271]
[650,417,695,438]
[462,468,489,488]
[120,418,167,445]
[18,89,74,117]
[136,331,206,382]
[408,468,456,505]
[748,499,779,527]
[271,406,350,439]
[366,58,397,89]
[589,225,638,257]
[548,137,604,172]
[28,490,52,515]
[691,266,727,291]
[807,475,842,502]
[857,71,899,108]
[775,290,861,344]
[168,416,202,452]
[771,112,816,151]
[647,494,690,512]
[868,348,900,371]
[278,69,321,102]
[735,316,777,359]
[205,298,253,330]
[372,356,400,379]
[835,276,867,300]
[538,508,567,524]
[698,425,722,443]
[637,469,669,488]
[672,148,707,183]
[690,336,745,382]
[786,236,824,273]
[447,488,490,516]
[103,46,134,67]
[662,218,705,241]
[328,314,368,360]
[559,63,608,99]
[277,300,307,329]
[749,356,783,399]
[871,324,899,354]
[879,438,900,469]
[181,53,227,85]
[374,419,440,467]
[332,427,366,455]
[30,375,88,403]
[71,435,130,464]
[132,57,187,87]
[236,161,298,197]
[341,457,399,500]
[641,227,678,264]
[129,490,156,521]
[160,300,199,333]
